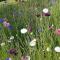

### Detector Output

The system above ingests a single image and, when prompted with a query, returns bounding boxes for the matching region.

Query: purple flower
[44,13,51,16]
[8,48,18,55]
[0,18,4,23]
[8,25,13,30]
[42,12,51,16]
[3,21,10,27]
[6,58,9,60]
[6,58,12,60]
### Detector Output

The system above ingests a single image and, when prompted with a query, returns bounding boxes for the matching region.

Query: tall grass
[0,0,60,60]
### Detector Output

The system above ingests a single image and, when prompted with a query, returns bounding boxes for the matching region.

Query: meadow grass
[0,0,60,60]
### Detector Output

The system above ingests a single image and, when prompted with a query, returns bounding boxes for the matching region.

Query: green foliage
[0,0,60,60]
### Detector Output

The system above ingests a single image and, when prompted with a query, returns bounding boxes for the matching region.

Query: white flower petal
[30,39,36,47]
[21,28,27,34]
[1,42,5,46]
[26,56,30,60]
[54,46,60,52]
[30,41,36,46]
[10,36,14,40]
[32,39,36,42]
[43,8,49,13]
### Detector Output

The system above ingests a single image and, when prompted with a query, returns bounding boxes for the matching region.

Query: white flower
[54,46,60,52]
[0,42,5,46]
[10,36,14,40]
[46,47,50,52]
[21,28,27,34]
[21,55,30,60]
[30,39,36,47]
[43,8,49,13]
[26,56,30,60]
[8,40,11,43]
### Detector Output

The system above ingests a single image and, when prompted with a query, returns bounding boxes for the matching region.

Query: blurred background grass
[0,0,60,60]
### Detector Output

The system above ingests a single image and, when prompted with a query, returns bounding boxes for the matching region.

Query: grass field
[0,0,60,60]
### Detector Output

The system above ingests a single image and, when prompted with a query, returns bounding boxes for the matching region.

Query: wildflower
[0,18,4,23]
[26,56,30,60]
[0,42,5,46]
[48,24,54,30]
[10,36,14,40]
[8,25,13,30]
[43,8,49,13]
[44,13,50,16]
[6,58,12,60]
[6,23,10,27]
[21,55,30,60]
[3,21,10,27]
[54,46,60,52]
[42,8,50,16]
[8,48,18,56]
[3,21,7,26]
[55,29,60,35]
[21,28,27,34]
[46,47,50,52]
[29,39,36,47]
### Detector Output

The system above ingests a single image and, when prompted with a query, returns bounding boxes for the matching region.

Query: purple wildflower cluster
[0,18,13,30]
[8,48,18,56]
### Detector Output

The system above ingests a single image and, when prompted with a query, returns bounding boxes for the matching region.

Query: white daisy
[10,36,14,40]
[29,39,36,47]
[43,8,49,13]
[21,28,27,34]
[54,46,60,52]
[0,42,5,46]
